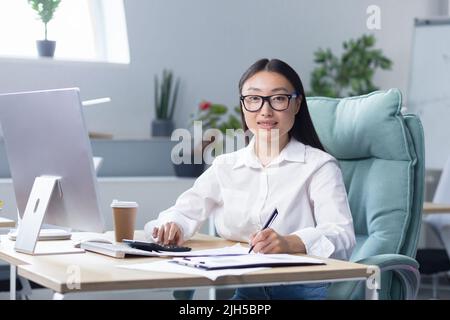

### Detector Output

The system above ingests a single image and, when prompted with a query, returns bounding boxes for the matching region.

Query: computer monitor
[0,88,105,254]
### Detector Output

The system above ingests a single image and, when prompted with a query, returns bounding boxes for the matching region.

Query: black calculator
[123,240,191,252]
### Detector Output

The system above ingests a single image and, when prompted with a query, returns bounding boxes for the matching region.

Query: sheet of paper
[155,243,250,257]
[118,260,267,281]
[172,254,324,269]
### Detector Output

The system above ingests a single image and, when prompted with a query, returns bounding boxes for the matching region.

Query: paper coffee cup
[111,200,138,242]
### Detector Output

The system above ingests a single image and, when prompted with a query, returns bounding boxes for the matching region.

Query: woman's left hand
[249,228,306,254]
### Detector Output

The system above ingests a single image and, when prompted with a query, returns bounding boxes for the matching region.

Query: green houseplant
[193,101,242,134]
[28,0,61,58]
[192,100,242,161]
[174,101,242,177]
[152,69,180,137]
[309,34,392,98]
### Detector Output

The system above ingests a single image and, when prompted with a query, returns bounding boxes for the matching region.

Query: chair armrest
[355,254,420,299]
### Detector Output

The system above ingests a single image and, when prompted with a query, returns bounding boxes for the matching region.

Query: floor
[1,279,449,300]
[417,274,450,299]
[0,287,212,300]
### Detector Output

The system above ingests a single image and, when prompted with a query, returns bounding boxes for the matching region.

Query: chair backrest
[307,89,424,299]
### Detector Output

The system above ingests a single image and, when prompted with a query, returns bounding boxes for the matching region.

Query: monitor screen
[0,88,104,233]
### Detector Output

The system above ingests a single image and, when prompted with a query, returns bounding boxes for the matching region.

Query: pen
[248,208,279,253]
[182,257,204,264]
[173,258,206,269]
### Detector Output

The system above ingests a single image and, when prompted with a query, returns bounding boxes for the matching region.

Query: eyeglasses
[240,93,298,112]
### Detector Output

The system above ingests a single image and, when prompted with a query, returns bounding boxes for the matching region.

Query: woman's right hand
[152,222,184,245]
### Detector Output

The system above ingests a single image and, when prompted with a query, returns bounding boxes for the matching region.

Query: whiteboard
[408,18,450,170]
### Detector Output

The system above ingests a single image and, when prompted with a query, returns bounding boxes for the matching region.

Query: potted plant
[308,34,392,97]
[152,69,180,137]
[173,101,242,177]
[28,0,61,58]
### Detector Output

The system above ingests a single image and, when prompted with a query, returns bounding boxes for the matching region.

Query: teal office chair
[307,89,424,299]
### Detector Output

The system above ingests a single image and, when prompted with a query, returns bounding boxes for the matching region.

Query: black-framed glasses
[240,93,299,112]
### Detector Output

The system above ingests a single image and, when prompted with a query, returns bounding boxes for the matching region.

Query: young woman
[144,58,355,300]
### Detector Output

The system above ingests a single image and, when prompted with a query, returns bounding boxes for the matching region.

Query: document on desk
[118,260,267,281]
[118,254,324,280]
[172,254,325,270]
[174,243,249,257]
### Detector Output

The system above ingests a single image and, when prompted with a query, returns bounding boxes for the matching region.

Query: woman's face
[241,71,301,144]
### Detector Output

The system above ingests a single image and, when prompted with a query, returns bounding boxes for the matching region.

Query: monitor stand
[14,176,84,255]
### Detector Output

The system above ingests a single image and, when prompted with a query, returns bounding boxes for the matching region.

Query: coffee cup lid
[111,199,138,208]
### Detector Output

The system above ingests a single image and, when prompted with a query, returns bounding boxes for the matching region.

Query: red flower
[199,101,212,111]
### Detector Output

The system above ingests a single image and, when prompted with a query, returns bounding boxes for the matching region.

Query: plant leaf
[154,75,160,118]
[169,78,180,120]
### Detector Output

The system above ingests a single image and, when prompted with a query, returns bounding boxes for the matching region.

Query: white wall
[0,177,197,231]
[0,0,445,140]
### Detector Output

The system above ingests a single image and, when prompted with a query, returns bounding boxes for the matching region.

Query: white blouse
[144,137,356,260]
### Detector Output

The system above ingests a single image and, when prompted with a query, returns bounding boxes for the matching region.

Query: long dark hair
[238,58,325,151]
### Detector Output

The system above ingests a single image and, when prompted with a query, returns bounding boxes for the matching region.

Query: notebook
[80,242,161,258]
[172,254,325,270]
[80,242,251,259]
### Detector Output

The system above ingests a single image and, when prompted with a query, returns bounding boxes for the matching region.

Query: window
[0,0,130,63]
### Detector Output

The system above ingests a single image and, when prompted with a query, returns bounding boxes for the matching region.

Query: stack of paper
[119,252,325,280]
[119,261,266,281]
[175,243,249,257]
[172,254,324,270]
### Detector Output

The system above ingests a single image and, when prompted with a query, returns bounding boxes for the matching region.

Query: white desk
[423,202,450,214]
[0,231,379,300]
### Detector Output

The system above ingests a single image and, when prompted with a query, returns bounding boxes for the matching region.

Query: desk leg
[208,288,216,300]
[19,277,32,300]
[53,292,65,300]
[10,265,16,300]
[365,278,379,300]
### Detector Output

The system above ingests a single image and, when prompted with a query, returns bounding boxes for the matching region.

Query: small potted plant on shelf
[28,0,61,58]
[152,69,180,137]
